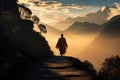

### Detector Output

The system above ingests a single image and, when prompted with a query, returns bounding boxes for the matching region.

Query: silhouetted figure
[56,34,68,56]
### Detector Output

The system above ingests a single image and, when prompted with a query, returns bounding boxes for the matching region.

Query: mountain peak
[114,3,120,8]
[101,5,110,12]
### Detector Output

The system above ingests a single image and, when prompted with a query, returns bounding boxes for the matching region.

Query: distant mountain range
[64,21,102,34]
[54,3,120,29]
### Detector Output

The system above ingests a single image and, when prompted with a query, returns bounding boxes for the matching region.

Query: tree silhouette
[31,15,40,25]
[38,24,47,33]
[83,60,96,73]
[19,4,32,20]
[98,55,120,80]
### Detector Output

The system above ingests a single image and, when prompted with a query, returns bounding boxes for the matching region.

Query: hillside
[100,15,120,36]
[0,0,53,79]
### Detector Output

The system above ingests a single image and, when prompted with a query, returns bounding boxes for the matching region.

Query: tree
[98,55,120,80]
[31,15,40,25]
[38,24,47,33]
[19,4,32,20]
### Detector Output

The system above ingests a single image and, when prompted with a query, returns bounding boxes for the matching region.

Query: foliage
[98,55,120,80]
[31,15,40,24]
[84,60,95,71]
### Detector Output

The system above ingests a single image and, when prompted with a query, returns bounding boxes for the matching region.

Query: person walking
[56,34,68,56]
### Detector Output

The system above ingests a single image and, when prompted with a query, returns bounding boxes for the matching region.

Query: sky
[18,0,120,28]
[42,0,120,6]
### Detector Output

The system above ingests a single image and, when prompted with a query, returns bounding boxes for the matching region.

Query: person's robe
[56,37,68,54]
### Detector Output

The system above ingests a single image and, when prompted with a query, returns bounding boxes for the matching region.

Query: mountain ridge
[98,15,120,37]
[64,21,101,34]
